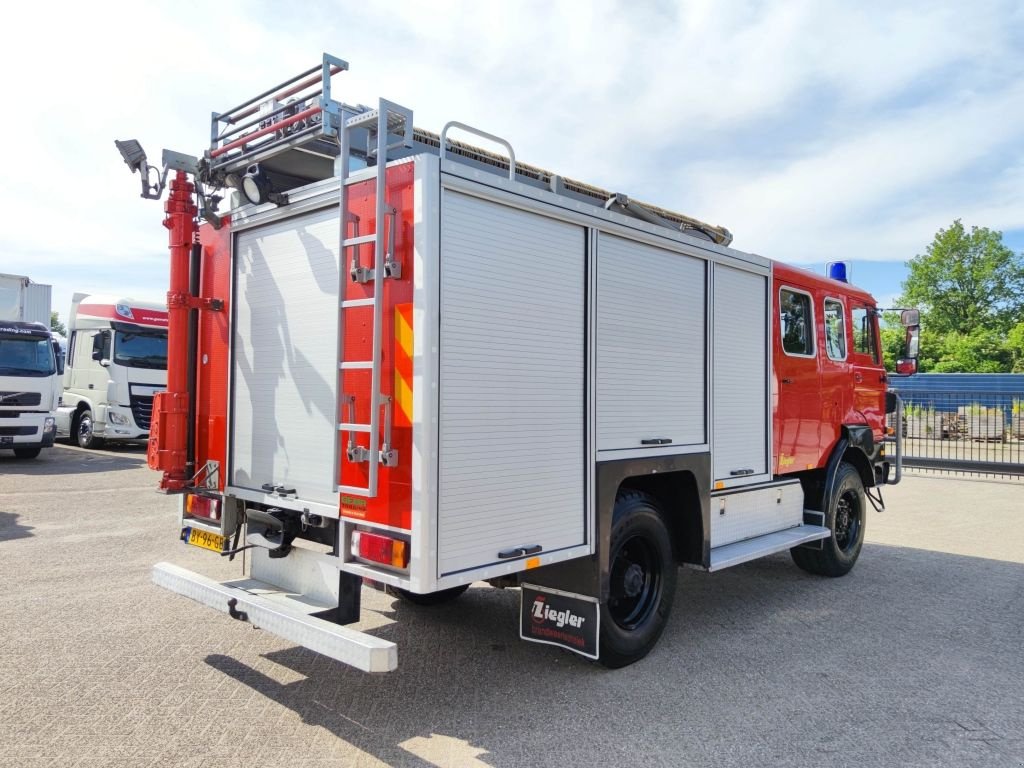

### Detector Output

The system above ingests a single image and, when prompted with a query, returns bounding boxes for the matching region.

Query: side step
[708,524,830,572]
[152,562,397,672]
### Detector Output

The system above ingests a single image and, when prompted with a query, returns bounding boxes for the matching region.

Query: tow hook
[220,507,298,559]
[227,598,248,622]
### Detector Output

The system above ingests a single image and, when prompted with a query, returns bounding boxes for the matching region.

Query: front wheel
[791,461,866,577]
[76,409,105,450]
[599,491,677,669]
[13,446,42,459]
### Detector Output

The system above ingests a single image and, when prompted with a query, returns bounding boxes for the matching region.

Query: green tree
[899,220,1024,336]
[1007,322,1024,373]
[926,328,1011,373]
[50,311,66,336]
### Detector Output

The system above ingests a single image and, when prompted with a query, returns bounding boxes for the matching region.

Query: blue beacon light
[828,262,849,283]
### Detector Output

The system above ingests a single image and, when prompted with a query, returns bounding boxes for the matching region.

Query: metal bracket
[343,394,370,463]
[382,207,401,279]
[379,395,399,467]
[189,460,220,490]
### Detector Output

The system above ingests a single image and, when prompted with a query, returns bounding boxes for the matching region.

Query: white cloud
[1,0,1021,318]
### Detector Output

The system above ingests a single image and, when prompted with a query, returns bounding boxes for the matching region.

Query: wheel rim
[609,534,662,630]
[834,489,862,552]
[78,416,92,445]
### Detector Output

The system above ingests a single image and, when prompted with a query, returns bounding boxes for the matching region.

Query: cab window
[823,299,846,361]
[780,288,814,356]
[852,307,879,363]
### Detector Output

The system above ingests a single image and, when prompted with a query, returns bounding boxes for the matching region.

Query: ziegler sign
[520,584,599,660]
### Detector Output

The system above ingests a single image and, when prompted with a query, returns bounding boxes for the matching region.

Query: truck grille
[0,391,41,407]
[0,426,38,436]
[130,394,153,431]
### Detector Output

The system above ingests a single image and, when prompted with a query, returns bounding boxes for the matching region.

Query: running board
[708,524,830,572]
[152,562,397,672]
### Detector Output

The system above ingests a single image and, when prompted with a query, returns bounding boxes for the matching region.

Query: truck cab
[0,321,60,458]
[56,294,168,448]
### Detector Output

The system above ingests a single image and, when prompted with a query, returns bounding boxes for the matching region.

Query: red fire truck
[118,55,920,671]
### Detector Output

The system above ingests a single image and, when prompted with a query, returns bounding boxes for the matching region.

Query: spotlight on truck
[115,139,148,174]
[241,164,271,205]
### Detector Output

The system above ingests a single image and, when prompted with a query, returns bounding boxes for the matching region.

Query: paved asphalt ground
[1,444,1022,768]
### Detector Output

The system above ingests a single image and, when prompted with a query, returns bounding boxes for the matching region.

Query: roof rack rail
[201,52,733,247]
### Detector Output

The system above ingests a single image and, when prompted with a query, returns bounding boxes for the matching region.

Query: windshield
[0,334,56,376]
[113,329,168,370]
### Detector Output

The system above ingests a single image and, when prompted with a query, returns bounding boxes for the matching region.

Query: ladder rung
[342,298,375,309]
[343,234,376,247]
[337,484,371,495]
[340,361,373,370]
[345,110,379,129]
[338,423,372,433]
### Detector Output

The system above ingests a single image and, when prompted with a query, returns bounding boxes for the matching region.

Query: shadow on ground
[0,442,147,476]
[203,543,1024,768]
[0,512,34,542]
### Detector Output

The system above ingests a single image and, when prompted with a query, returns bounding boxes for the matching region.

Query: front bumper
[0,414,55,448]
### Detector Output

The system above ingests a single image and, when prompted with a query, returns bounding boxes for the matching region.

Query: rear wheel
[791,462,866,577]
[76,409,105,449]
[387,584,470,606]
[13,446,41,459]
[599,491,677,669]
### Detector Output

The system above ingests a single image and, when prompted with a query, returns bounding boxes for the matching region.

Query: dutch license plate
[183,526,226,553]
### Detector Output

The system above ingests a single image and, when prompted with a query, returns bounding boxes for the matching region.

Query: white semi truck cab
[56,294,168,448]
[0,321,60,458]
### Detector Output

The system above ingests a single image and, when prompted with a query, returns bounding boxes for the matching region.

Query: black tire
[791,462,866,577]
[387,584,470,606]
[76,409,105,449]
[599,491,677,669]
[13,446,41,459]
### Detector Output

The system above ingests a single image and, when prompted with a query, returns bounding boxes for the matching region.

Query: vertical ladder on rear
[334,100,414,497]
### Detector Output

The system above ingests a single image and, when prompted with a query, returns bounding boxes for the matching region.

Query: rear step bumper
[152,562,397,672]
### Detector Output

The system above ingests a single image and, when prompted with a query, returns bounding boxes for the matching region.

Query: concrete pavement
[1,444,1022,767]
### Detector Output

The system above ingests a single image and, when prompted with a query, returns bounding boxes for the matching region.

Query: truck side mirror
[91,331,111,362]
[896,358,917,375]
[53,342,65,375]
[900,309,920,327]
[896,324,920,375]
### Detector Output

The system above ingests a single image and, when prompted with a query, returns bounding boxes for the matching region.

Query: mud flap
[520,584,599,660]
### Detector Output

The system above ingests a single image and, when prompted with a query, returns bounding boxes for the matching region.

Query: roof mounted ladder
[334,99,414,498]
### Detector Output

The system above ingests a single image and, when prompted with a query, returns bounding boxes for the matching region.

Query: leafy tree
[50,311,66,336]
[899,220,1024,336]
[1007,322,1024,373]
[925,328,1011,373]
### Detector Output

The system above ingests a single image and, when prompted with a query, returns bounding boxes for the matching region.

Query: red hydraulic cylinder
[148,170,196,491]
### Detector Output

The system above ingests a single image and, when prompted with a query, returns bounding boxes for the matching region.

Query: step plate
[152,562,397,672]
[708,524,831,572]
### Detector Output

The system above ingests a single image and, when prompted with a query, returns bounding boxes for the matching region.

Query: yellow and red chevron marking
[394,303,413,426]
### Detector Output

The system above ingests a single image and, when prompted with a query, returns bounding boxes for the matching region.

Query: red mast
[148,170,196,491]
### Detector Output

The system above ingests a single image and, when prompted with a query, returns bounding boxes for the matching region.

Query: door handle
[498,544,542,559]
[854,372,863,383]
[781,378,793,385]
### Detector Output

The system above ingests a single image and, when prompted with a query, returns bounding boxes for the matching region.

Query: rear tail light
[186,494,221,521]
[351,530,409,569]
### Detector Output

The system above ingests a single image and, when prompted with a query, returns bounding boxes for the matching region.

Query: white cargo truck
[0,274,59,458]
[55,294,168,448]
[0,273,52,326]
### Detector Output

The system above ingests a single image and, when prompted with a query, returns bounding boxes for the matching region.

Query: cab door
[818,296,851,456]
[773,284,820,473]
[849,303,886,440]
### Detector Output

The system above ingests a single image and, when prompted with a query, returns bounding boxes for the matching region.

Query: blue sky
[1,0,1021,324]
